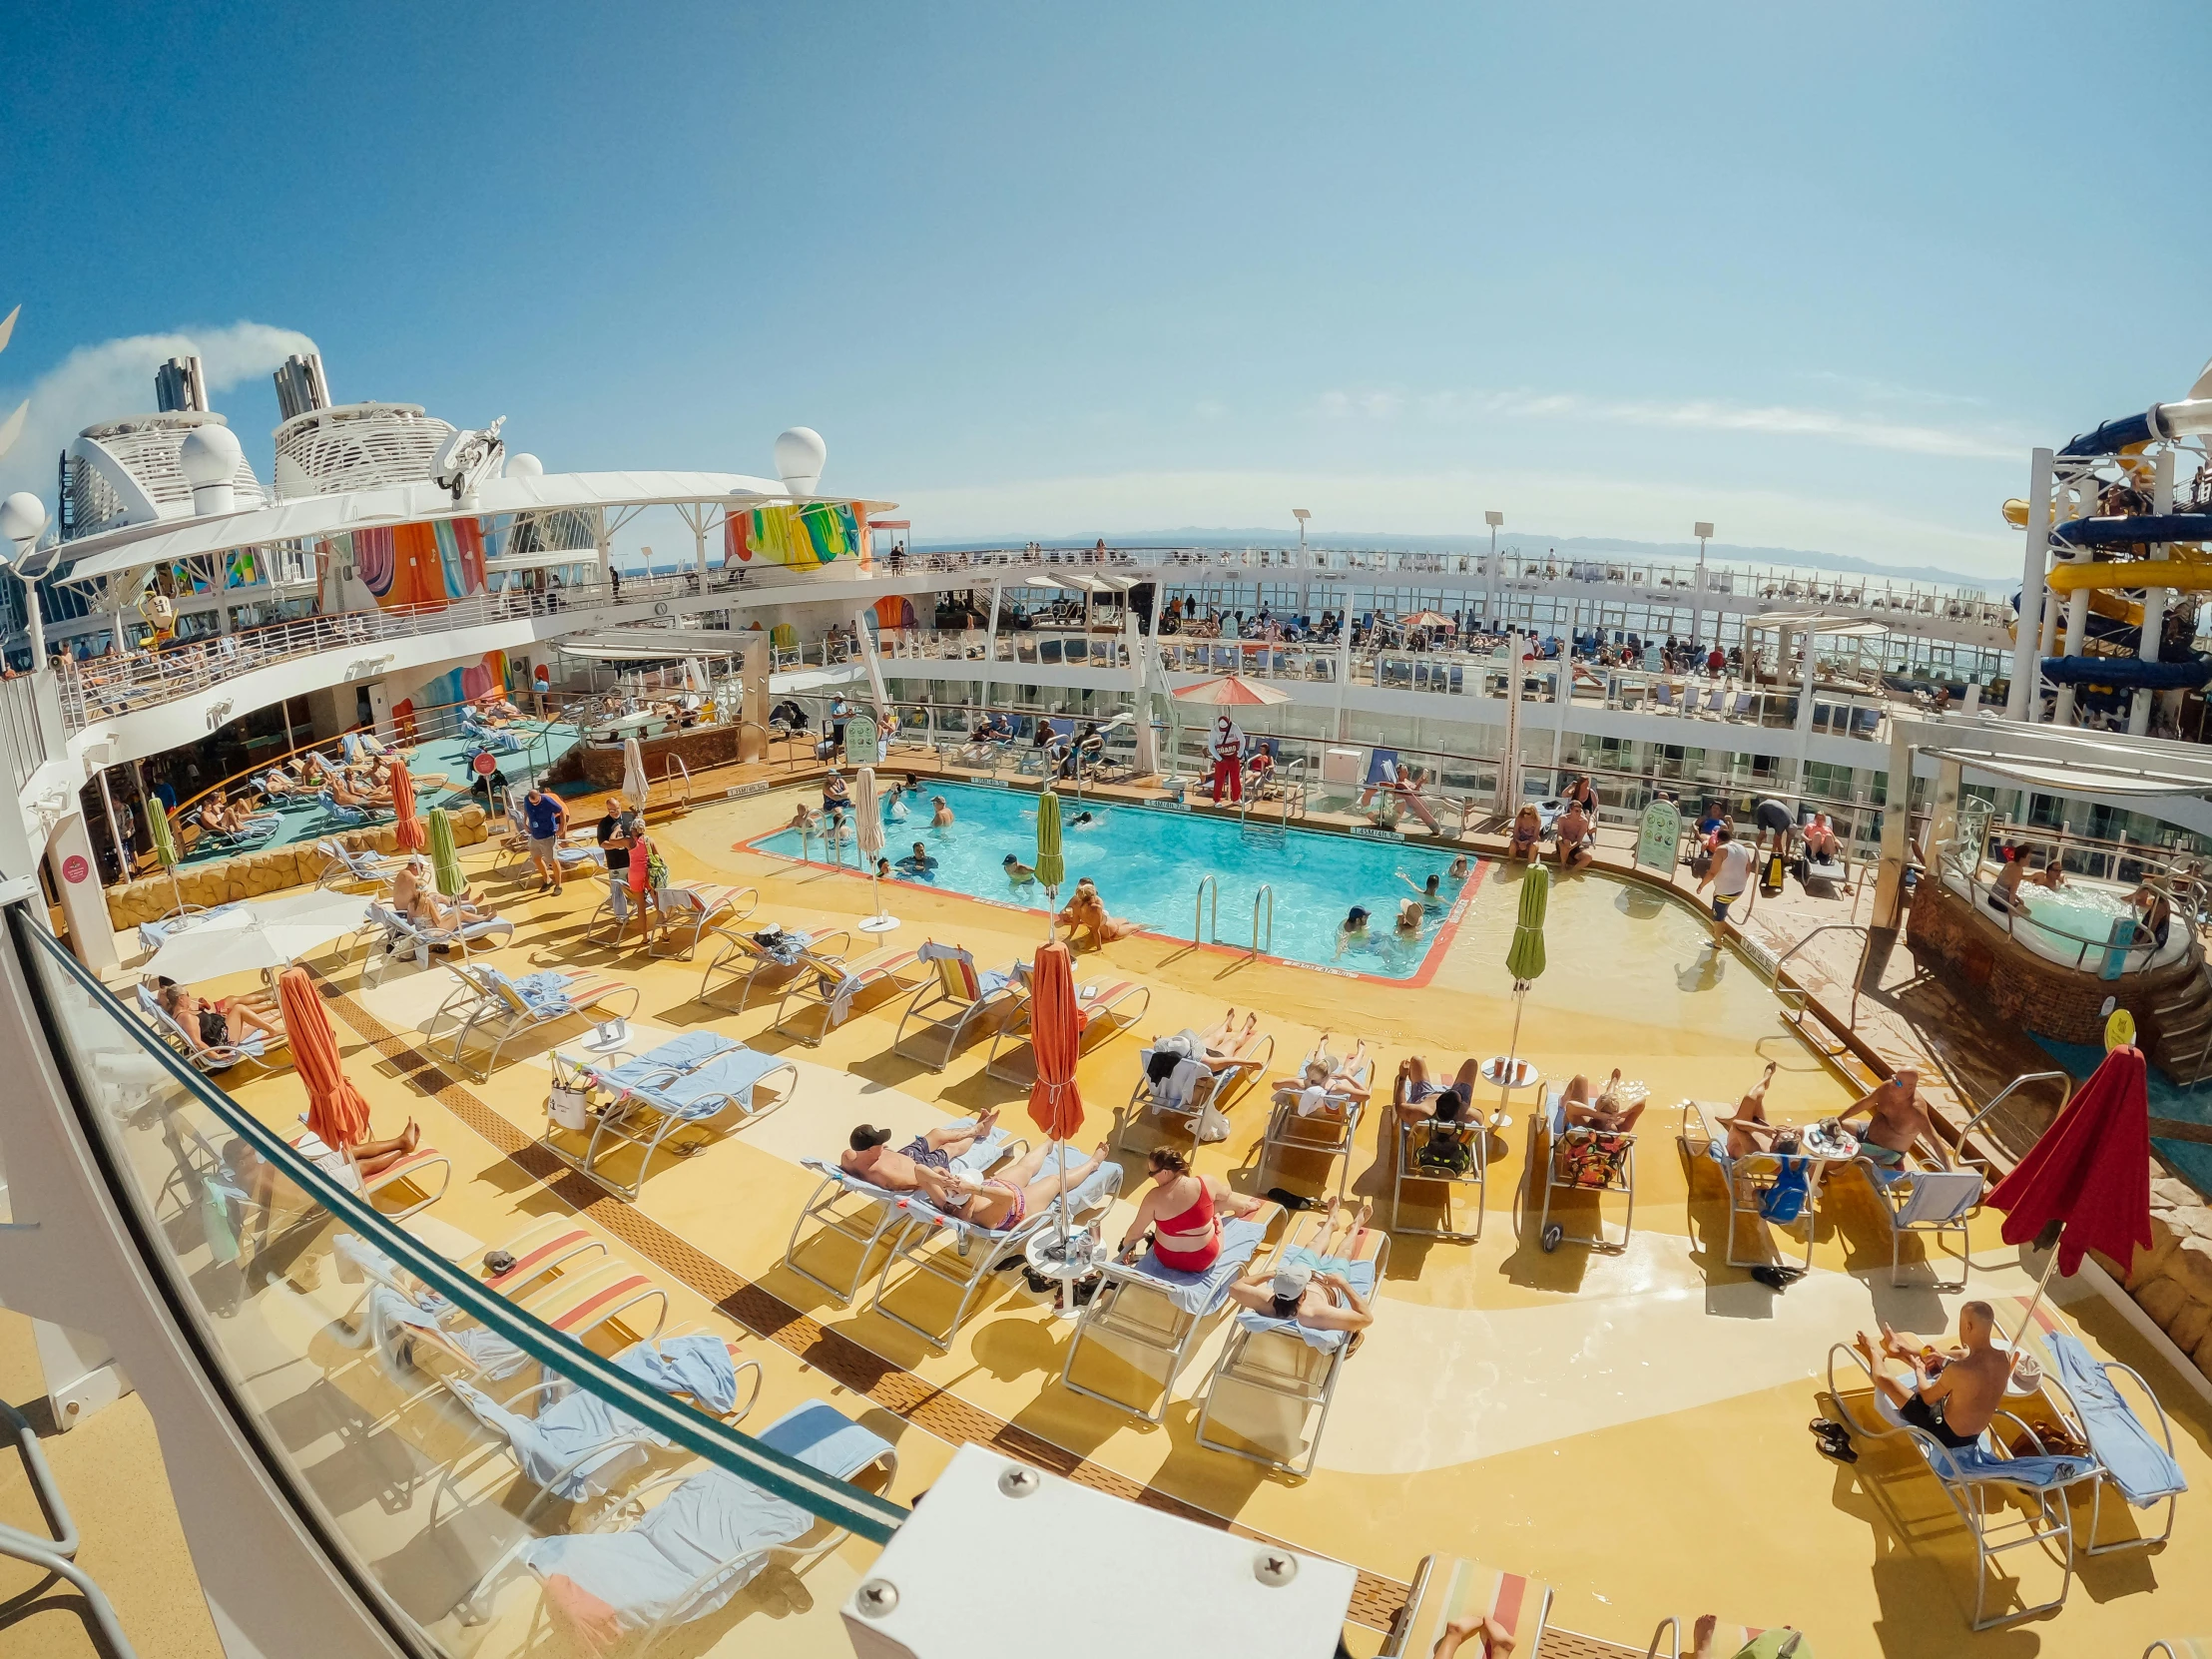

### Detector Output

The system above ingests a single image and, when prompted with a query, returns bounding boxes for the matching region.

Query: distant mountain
[912,527,2005,593]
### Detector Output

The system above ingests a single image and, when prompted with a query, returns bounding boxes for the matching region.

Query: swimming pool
[751,781,1480,979]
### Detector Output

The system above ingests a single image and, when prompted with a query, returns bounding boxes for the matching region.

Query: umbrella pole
[2007,1234,2064,1367]
[1499,982,1528,1121]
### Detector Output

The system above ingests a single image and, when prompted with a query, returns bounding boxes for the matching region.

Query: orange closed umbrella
[1026,940,1085,1139]
[389,760,425,852]
[278,966,372,1150]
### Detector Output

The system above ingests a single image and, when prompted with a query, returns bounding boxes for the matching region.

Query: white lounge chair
[1679,1099,1855,1274]
[1857,1150,1982,1289]
[544,1032,796,1201]
[982,976,1151,1084]
[1193,1212,1387,1477]
[436,963,641,1080]
[890,942,1023,1071]
[1060,1205,1281,1422]
[1255,1050,1374,1203]
[135,983,278,1076]
[1517,1085,1636,1255]
[1390,1108,1487,1241]
[1118,1024,1276,1155]
[771,945,928,1047]
[1383,1557,1552,1659]
[697,924,849,1012]
[784,1121,1025,1305]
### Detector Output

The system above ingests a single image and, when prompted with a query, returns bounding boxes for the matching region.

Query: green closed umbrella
[427,807,464,899]
[1496,864,1550,1126]
[147,803,189,917]
[1035,789,1064,928]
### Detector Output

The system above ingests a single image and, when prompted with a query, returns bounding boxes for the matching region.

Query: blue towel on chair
[614,1335,741,1414]
[449,1379,661,1500]
[2050,1331,2188,1506]
[1135,1216,1271,1315]
[1235,1254,1378,1352]
[1929,1439,2097,1491]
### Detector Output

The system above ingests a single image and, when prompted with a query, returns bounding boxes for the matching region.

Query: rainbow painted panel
[723,500,871,571]
[346,517,490,609]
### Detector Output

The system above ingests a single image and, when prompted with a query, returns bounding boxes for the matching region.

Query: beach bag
[1759,1157,1811,1225]
[1196,1102,1231,1144]
[645,847,671,891]
[548,1081,592,1134]
[1417,1125,1474,1174]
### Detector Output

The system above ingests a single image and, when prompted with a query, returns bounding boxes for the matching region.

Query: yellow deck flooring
[193,784,2212,1659]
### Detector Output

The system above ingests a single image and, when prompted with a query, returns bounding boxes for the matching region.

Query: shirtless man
[1560,1068,1645,1132]
[917,1139,1111,1232]
[1837,1067,1927,1172]
[1854,1303,2009,1451]
[840,1111,1000,1190]
[1989,847,2064,916]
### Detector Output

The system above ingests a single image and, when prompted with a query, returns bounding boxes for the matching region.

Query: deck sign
[843,714,881,766]
[1635,799,1681,872]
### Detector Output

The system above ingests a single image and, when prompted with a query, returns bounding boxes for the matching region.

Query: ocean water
[751,780,1476,977]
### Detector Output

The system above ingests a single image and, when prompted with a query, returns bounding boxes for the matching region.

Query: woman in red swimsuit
[1115,1149,1267,1271]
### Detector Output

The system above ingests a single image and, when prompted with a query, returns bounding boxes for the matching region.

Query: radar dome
[774,426,827,497]
[178,423,243,486]
[0,492,47,549]
[505,451,544,479]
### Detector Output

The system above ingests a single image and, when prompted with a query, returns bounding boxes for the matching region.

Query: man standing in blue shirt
[523,783,568,894]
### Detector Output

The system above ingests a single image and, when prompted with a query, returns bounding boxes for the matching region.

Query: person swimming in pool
[1397,870,1445,910]
[1335,905,1372,957]
[1447,852,1472,880]
[931,795,955,828]
[1002,852,1037,884]
[896,840,939,876]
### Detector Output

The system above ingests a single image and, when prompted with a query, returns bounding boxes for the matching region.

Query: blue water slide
[2059,395,2212,458]
[2038,655,2212,690]
[2049,513,2212,550]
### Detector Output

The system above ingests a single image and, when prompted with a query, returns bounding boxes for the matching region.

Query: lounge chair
[1646,1614,1792,1657]
[356,901,515,985]
[314,838,409,890]
[436,962,642,1079]
[890,942,1023,1071]
[135,983,277,1076]
[697,924,850,1012]
[1518,1085,1636,1255]
[982,976,1151,1084]
[500,804,606,881]
[1679,1099,1855,1274]
[544,1032,796,1201]
[1390,1106,1487,1241]
[1382,1557,1552,1658]
[867,1150,1123,1350]
[480,1215,611,1300]
[469,1399,895,1648]
[1118,1023,1276,1155]
[647,883,757,960]
[1827,1338,2094,1628]
[771,944,928,1046]
[1193,1210,1387,1477]
[2146,1642,2212,1659]
[1060,1205,1282,1422]
[1253,1049,1374,1203]
[1856,1147,1982,1290]
[784,1120,1025,1306]
[1996,1292,2186,1559]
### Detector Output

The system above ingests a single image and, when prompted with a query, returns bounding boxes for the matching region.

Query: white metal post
[2054,476,2094,727]
[2130,447,2176,736]
[978,579,1002,715]
[2006,448,2054,721]
[1334,600,1355,741]
[1484,511,1502,625]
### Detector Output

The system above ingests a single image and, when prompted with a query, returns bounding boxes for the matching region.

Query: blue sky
[4,3,2209,575]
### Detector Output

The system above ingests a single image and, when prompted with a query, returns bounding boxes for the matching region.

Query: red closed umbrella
[389,760,425,853]
[1026,940,1085,1139]
[278,966,373,1151]
[1987,1042,2152,1336]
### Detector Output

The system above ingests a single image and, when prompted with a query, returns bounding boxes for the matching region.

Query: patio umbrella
[277,964,372,1151]
[147,802,188,917]
[1987,1042,2152,1347]
[855,766,897,932]
[427,807,464,899]
[146,889,371,982]
[1403,609,1453,631]
[1171,674,1293,707]
[623,738,650,823]
[389,760,425,853]
[1035,789,1064,932]
[1495,864,1550,1124]
[1027,938,1086,1259]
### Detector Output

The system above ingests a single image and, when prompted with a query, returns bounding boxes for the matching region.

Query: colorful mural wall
[722,500,871,572]
[390,648,511,740]
[342,517,490,610]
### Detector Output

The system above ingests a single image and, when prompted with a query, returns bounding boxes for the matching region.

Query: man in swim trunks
[1836,1067,1926,1169]
[840,1111,1000,1189]
[1989,847,2063,915]
[1853,1304,2008,1450]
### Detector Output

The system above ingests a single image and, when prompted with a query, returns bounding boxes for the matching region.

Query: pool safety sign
[843,714,881,766]
[1635,800,1681,872]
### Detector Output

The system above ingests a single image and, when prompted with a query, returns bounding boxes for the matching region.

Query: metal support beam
[1873,719,1915,930]
[2131,447,2176,736]
[2007,447,2054,721]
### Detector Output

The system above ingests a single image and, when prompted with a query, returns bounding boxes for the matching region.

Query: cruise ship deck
[131,768,2212,1659]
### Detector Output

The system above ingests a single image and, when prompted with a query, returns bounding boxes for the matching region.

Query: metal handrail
[663,753,693,810]
[1955,1070,2074,1144]
[1252,884,1274,957]
[1771,922,1873,1031]
[1194,873,1218,945]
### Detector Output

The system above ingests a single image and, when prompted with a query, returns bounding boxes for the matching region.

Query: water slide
[2039,655,2212,691]
[2057,353,2212,457]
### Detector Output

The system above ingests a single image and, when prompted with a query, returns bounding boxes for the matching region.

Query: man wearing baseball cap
[839,1110,1001,1192]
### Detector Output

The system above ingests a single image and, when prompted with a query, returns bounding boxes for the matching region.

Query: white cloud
[1317,382,2023,461]
[890,465,2021,575]
[0,320,318,503]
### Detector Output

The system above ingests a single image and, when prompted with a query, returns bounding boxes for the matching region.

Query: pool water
[752,781,1476,978]
[2017,879,2137,944]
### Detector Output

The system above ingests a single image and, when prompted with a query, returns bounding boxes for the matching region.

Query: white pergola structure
[1873,712,2212,930]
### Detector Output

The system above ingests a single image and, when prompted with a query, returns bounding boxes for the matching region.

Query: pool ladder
[1193,873,1273,957]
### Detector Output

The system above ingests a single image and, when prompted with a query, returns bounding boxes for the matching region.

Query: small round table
[1023,1225,1109,1321]
[1478,1055,1539,1132]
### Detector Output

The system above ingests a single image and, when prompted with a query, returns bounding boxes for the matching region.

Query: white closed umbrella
[854,766,897,932]
[623,737,651,822]
[147,889,372,982]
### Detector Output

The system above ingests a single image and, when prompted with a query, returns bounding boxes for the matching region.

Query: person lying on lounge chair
[1560,1069,1646,1132]
[1834,1067,1926,1172]
[1718,1061,1786,1156]
[1224,1198,1377,1344]
[1277,1041,1373,1117]
[197,798,249,836]
[393,858,494,930]
[917,1140,1112,1232]
[160,983,281,1053]
[329,775,388,811]
[840,1112,1002,1190]
[1181,1007,1259,1064]
[1852,1303,2007,1451]
[1391,1054,1484,1128]
[221,1122,422,1207]
[1430,1613,1516,1659]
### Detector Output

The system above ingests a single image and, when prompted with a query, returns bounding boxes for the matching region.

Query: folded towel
[1134,1216,1270,1314]
[2049,1331,2188,1506]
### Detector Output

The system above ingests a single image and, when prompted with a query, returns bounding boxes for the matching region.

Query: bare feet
[1853,1330,1878,1371]
[976,1107,1000,1137]
[1691,1614,1718,1659]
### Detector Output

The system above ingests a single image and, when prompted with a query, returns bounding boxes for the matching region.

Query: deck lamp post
[1292,507,1311,552]
[1,492,50,671]
[1692,521,1713,647]
[1484,511,1503,625]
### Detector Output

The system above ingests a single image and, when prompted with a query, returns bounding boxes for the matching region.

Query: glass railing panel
[14,914,902,1659]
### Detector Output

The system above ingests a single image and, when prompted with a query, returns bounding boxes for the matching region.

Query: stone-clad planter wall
[101,805,489,930]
